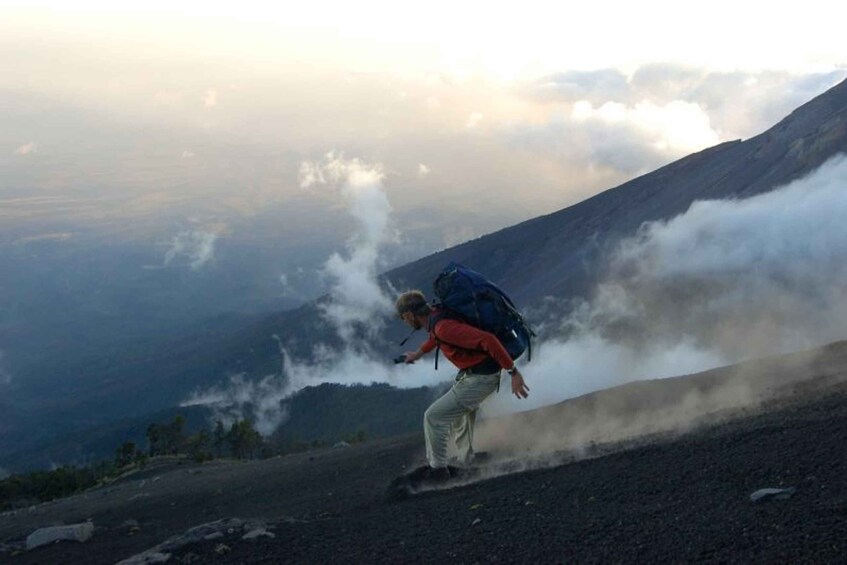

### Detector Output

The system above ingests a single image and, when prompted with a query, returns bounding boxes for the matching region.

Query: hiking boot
[384,465,465,502]
[449,451,491,468]
[428,465,463,483]
[472,451,491,465]
[405,465,462,487]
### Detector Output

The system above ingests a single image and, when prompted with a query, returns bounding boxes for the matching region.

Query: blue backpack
[430,262,535,369]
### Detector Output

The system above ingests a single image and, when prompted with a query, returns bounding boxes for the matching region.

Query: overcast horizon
[2,2,847,316]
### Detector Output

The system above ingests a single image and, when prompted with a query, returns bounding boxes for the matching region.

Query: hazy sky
[2,1,846,253]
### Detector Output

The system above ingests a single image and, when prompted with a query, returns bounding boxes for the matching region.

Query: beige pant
[424,371,501,468]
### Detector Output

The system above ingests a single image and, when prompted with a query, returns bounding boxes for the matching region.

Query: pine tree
[146,423,161,456]
[213,420,226,458]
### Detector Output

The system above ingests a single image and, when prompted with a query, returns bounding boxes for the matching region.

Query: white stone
[26,522,94,550]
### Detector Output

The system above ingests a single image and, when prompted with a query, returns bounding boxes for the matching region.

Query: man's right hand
[403,350,424,364]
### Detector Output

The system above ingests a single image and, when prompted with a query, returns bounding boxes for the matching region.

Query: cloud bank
[485,153,847,415]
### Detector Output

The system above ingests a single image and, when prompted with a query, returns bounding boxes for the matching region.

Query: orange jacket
[420,317,514,370]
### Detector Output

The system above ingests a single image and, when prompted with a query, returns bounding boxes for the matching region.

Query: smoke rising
[181,373,290,436]
[299,152,397,341]
[183,154,442,432]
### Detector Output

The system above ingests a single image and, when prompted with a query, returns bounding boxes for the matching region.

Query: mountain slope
[3,79,847,470]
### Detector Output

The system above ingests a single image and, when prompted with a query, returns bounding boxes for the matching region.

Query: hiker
[395,290,529,479]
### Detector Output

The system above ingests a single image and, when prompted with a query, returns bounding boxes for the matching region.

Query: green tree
[165,415,187,455]
[146,423,162,456]
[115,441,139,468]
[185,430,212,462]
[226,419,263,460]
[213,420,226,458]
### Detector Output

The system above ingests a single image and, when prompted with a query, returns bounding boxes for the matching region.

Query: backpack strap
[428,311,444,371]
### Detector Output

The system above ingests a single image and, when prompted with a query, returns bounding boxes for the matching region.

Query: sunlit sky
[2,0,847,257]
[6,1,846,77]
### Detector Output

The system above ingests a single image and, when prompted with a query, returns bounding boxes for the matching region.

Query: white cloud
[417,163,430,177]
[509,98,719,175]
[278,273,295,297]
[164,230,218,270]
[297,160,326,188]
[181,150,195,159]
[529,67,847,140]
[12,232,73,245]
[13,142,37,155]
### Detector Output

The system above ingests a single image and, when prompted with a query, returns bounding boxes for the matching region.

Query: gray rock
[750,487,797,502]
[117,519,244,564]
[242,528,276,540]
[26,521,94,550]
[159,518,244,551]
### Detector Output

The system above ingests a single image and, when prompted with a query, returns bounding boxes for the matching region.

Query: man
[395,290,530,482]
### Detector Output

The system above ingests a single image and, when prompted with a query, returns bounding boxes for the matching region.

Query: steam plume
[299,152,397,341]
[183,153,416,431]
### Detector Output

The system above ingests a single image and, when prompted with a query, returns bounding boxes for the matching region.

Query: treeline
[0,415,368,512]
[142,416,267,462]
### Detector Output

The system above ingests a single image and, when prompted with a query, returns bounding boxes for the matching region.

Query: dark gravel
[3,355,847,564]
